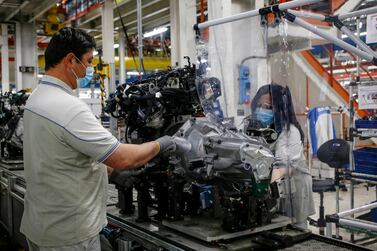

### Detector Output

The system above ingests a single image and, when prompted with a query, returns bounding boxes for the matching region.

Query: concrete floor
[308,181,377,250]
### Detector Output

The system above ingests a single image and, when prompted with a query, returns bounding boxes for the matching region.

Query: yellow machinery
[44,7,65,36]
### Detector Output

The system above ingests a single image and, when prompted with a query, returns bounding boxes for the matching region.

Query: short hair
[44,27,96,71]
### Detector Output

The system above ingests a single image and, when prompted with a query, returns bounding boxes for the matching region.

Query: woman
[248,84,315,229]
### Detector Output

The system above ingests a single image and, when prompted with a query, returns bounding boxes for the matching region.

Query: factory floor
[1,182,377,251]
[309,181,377,250]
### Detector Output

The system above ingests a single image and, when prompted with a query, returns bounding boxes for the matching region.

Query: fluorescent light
[341,31,367,39]
[114,44,119,49]
[143,27,168,38]
[127,71,144,76]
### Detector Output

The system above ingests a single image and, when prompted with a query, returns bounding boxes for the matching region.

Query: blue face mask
[255,107,274,126]
[79,67,94,88]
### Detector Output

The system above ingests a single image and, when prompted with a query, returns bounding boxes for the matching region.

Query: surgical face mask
[255,107,274,127]
[79,67,94,88]
[71,56,94,88]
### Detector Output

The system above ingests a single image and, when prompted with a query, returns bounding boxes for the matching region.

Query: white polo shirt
[20,75,120,246]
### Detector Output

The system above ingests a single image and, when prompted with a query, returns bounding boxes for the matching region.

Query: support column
[170,0,196,67]
[137,0,143,73]
[15,22,22,91]
[101,0,115,94]
[119,31,126,85]
[15,22,37,90]
[101,0,116,134]
[1,24,10,92]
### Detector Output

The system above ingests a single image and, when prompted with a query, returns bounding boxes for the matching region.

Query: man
[20,27,174,251]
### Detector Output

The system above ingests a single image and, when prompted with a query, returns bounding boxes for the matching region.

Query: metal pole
[339,6,377,20]
[339,218,377,232]
[340,25,377,58]
[15,22,23,91]
[356,18,361,78]
[196,0,321,29]
[137,0,143,74]
[288,9,325,21]
[285,14,375,64]
[326,222,332,237]
[338,202,377,218]
[289,6,377,22]
[351,172,377,179]
[119,31,126,85]
[1,23,10,92]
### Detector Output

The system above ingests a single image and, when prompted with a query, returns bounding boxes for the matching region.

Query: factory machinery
[101,61,374,250]
[0,60,374,250]
[0,90,29,166]
[105,58,286,234]
[1,0,377,246]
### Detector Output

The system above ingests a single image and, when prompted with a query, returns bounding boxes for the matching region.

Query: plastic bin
[354,147,377,163]
[355,120,377,129]
[353,148,377,176]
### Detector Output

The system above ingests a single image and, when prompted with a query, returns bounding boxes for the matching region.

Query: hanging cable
[114,0,146,76]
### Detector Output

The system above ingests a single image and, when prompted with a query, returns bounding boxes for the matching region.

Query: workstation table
[0,163,374,251]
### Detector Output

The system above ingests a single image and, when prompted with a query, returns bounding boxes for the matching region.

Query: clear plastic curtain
[195,2,322,225]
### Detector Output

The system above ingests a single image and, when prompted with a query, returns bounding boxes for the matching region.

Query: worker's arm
[271,125,303,182]
[104,142,159,170]
[104,135,176,170]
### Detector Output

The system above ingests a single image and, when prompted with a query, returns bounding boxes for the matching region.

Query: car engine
[105,61,280,233]
[0,90,29,162]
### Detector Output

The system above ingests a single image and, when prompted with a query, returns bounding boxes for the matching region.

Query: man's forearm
[104,141,159,170]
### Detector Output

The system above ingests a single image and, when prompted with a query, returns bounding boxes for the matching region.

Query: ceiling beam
[123,8,169,32]
[27,0,57,23]
[84,0,168,30]
[113,0,164,25]
[5,1,30,22]
[76,0,133,27]
[95,13,170,43]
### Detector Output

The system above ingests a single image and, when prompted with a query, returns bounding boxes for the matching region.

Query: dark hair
[44,27,96,71]
[250,84,305,143]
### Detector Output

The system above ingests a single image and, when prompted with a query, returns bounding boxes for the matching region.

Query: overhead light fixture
[127,71,144,76]
[341,31,367,39]
[114,44,119,49]
[143,27,168,38]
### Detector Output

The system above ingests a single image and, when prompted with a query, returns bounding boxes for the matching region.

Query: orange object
[301,50,369,118]
[330,0,346,13]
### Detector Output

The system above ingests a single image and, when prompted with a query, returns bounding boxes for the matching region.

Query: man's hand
[156,136,192,155]
[156,135,176,154]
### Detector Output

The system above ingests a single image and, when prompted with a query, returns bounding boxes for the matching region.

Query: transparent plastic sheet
[195,2,321,227]
[196,1,269,129]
